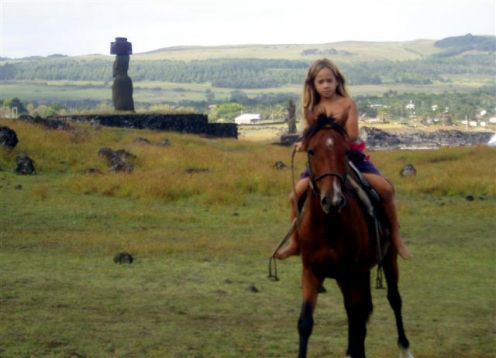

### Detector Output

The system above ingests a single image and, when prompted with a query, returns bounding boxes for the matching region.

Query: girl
[276,58,411,260]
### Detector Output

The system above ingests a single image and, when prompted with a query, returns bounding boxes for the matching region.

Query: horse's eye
[308,149,315,156]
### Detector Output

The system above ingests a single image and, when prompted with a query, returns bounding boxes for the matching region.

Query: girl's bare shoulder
[340,96,356,108]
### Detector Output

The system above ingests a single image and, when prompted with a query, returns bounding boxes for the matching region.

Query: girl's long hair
[302,59,349,120]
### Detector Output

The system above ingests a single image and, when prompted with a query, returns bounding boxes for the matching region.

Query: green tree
[4,97,28,114]
[215,103,244,122]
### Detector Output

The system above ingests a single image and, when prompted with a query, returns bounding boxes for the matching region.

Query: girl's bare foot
[275,242,300,260]
[395,237,411,259]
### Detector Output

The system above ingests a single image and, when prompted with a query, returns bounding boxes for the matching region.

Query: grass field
[0,118,495,357]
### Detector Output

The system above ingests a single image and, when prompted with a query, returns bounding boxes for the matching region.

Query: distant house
[405,100,415,110]
[234,113,261,124]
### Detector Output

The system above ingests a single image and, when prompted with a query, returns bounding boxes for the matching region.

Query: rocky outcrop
[361,127,494,150]
[98,147,135,173]
[19,115,71,130]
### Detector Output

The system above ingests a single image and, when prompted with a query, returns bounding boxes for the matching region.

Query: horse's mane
[302,113,348,145]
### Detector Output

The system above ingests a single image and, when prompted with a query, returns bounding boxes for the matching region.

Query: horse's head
[303,114,349,214]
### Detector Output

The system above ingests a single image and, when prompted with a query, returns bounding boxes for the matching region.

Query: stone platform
[52,113,238,138]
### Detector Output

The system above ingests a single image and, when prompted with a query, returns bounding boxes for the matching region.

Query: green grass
[0,118,495,357]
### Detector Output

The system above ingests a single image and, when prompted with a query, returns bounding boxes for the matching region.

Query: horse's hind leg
[382,251,413,357]
[298,267,323,358]
[338,272,373,358]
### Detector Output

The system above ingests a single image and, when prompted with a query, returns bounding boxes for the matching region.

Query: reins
[268,145,300,281]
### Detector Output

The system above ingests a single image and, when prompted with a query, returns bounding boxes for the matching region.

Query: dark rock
[114,149,135,160]
[0,126,18,149]
[185,167,209,174]
[248,285,259,293]
[158,139,171,146]
[113,252,134,264]
[52,113,238,138]
[84,168,103,175]
[361,127,401,149]
[280,133,300,146]
[15,154,36,175]
[465,195,475,202]
[18,114,34,120]
[362,127,494,150]
[273,161,287,169]
[21,115,72,130]
[134,137,151,145]
[98,147,135,173]
[98,147,115,161]
[400,164,417,177]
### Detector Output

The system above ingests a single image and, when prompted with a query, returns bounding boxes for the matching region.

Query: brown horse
[295,115,413,358]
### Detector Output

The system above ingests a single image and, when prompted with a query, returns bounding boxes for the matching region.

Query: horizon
[1,33,494,60]
[1,0,495,58]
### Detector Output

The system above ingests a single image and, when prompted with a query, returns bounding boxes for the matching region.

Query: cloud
[1,0,494,57]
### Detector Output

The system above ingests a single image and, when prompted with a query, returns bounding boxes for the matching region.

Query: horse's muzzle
[320,192,346,214]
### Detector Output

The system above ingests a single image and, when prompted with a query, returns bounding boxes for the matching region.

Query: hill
[434,33,496,56]
[0,34,494,114]
[133,39,440,62]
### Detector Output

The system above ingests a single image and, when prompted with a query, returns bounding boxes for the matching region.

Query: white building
[234,113,261,124]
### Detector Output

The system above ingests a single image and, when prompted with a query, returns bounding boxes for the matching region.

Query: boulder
[0,126,18,149]
[15,154,36,175]
[273,161,287,169]
[134,137,151,145]
[158,139,171,147]
[98,147,135,173]
[113,252,134,264]
[400,164,417,177]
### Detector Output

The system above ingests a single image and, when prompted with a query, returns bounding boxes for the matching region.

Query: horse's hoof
[399,348,414,358]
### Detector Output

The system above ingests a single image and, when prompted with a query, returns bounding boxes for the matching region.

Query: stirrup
[268,218,297,281]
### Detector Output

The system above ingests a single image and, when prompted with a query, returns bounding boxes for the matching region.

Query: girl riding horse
[275,58,411,260]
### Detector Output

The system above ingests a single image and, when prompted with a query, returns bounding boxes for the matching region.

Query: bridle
[306,130,349,196]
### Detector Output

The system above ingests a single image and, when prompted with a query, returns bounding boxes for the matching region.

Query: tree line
[2,85,495,122]
[0,54,494,88]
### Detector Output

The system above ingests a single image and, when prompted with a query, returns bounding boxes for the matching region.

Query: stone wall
[53,114,237,138]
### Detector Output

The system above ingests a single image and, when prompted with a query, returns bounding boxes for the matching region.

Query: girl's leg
[276,177,309,259]
[363,173,411,259]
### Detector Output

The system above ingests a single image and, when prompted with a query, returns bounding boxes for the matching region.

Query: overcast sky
[1,0,495,58]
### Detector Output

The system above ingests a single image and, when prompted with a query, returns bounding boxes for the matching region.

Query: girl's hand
[293,141,304,152]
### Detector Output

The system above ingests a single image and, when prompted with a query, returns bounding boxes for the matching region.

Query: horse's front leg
[298,267,323,358]
[338,272,373,358]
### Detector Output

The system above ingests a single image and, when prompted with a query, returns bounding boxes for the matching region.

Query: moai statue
[110,37,135,111]
[287,99,297,134]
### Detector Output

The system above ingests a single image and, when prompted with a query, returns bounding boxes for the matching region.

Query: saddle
[346,161,391,263]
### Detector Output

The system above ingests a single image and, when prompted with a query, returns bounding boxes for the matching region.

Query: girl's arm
[345,99,359,142]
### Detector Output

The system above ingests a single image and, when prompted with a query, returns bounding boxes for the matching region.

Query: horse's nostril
[320,195,331,213]
[333,194,345,208]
